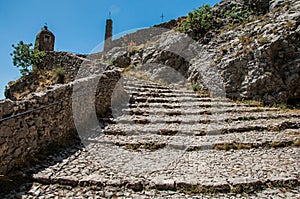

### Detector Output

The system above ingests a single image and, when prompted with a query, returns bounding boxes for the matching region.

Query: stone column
[104,19,113,51]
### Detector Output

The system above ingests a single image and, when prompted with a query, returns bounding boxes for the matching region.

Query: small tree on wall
[10,41,45,76]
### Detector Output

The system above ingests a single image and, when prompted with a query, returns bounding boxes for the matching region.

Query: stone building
[34,25,55,51]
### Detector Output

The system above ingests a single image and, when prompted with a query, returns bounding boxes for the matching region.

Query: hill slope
[105,0,300,105]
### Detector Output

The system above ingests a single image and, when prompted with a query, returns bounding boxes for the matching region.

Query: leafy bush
[224,3,254,23]
[179,4,213,36]
[10,41,45,76]
[178,2,257,39]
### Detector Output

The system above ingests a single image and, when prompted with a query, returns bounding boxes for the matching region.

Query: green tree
[10,41,45,76]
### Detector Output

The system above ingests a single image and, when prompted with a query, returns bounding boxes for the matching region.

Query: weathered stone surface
[5,52,88,100]
[125,0,300,105]
[105,47,132,68]
[2,73,300,198]
[34,25,55,52]
[0,99,14,118]
[0,69,121,175]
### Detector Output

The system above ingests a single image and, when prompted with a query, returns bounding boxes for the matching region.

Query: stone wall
[38,51,88,82]
[109,26,169,50]
[0,69,121,175]
[5,51,105,101]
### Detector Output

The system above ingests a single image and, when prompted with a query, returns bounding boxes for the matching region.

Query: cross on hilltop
[160,13,165,22]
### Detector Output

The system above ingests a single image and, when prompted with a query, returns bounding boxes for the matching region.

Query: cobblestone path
[5,75,300,198]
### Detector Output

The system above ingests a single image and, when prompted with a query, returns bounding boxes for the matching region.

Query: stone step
[121,106,279,116]
[114,139,299,152]
[123,80,187,89]
[12,183,300,198]
[95,129,300,145]
[129,96,228,103]
[86,129,300,152]
[128,91,209,99]
[125,87,174,94]
[124,82,169,88]
[102,118,300,136]
[123,86,200,95]
[124,85,172,91]
[122,79,177,86]
[127,101,261,109]
[29,146,299,195]
[109,111,300,125]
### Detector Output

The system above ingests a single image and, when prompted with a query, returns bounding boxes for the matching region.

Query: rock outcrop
[211,0,300,104]
[114,0,300,105]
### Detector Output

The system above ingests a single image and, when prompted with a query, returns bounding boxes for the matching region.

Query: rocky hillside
[209,0,300,104]
[104,0,300,105]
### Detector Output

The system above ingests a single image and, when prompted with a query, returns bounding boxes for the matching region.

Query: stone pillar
[104,19,113,51]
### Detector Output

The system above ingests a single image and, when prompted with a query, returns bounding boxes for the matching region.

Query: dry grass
[158,129,178,136]
[124,142,166,151]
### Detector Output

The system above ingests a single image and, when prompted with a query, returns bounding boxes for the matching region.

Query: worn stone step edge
[124,85,171,91]
[122,107,279,116]
[125,87,174,93]
[127,90,206,96]
[124,87,197,94]
[102,120,300,136]
[11,183,300,198]
[130,97,229,103]
[128,102,261,109]
[32,174,299,195]
[83,138,300,152]
[123,82,197,93]
[108,113,300,125]
[123,82,189,90]
[129,92,209,99]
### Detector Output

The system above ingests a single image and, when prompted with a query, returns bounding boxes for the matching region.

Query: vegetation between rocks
[121,142,166,151]
[53,67,65,84]
[178,2,259,40]
[213,140,300,151]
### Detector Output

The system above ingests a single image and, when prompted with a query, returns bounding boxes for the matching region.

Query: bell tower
[34,25,55,51]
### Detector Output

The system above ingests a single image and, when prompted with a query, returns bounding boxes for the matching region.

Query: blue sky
[0,0,220,99]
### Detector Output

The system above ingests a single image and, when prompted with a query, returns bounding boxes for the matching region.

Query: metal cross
[109,12,111,19]
[160,13,165,22]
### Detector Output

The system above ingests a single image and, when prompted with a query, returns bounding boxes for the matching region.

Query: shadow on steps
[0,142,84,198]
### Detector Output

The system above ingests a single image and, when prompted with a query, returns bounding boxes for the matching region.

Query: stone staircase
[6,75,300,198]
